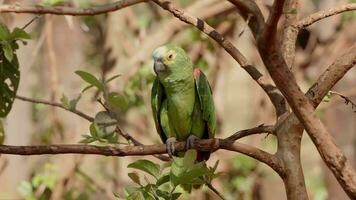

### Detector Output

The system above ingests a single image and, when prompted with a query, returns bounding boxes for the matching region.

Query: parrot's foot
[186,135,199,150]
[166,137,177,158]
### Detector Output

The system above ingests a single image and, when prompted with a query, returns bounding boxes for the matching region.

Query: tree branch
[0,138,284,176]
[306,44,356,107]
[153,0,288,117]
[16,95,94,122]
[280,0,298,69]
[225,125,274,141]
[0,0,147,15]
[258,5,356,195]
[295,3,356,29]
[226,0,265,38]
[262,0,286,46]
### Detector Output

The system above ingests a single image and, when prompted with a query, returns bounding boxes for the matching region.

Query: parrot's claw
[166,137,177,158]
[186,135,199,150]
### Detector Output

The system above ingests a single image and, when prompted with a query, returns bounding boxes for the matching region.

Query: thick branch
[16,95,94,122]
[259,17,356,198]
[226,0,265,38]
[306,44,356,107]
[280,0,298,69]
[263,0,286,45]
[295,3,356,29]
[0,0,147,15]
[0,138,284,175]
[153,0,287,117]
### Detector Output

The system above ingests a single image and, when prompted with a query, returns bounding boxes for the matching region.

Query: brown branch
[0,138,284,176]
[295,3,356,29]
[152,0,288,117]
[258,11,356,197]
[262,0,286,46]
[225,125,274,141]
[280,0,298,69]
[306,44,356,107]
[0,0,147,16]
[16,95,94,122]
[227,0,265,38]
[329,91,356,111]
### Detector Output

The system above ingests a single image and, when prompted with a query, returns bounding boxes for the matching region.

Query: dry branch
[16,95,94,122]
[258,1,356,197]
[295,3,356,29]
[0,138,284,176]
[0,0,147,15]
[227,0,265,37]
[306,44,356,107]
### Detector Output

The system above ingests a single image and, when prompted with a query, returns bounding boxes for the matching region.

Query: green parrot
[151,44,216,161]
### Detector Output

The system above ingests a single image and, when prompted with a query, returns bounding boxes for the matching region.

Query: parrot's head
[152,44,193,83]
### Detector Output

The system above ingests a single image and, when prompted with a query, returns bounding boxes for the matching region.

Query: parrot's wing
[151,77,167,143]
[194,68,216,138]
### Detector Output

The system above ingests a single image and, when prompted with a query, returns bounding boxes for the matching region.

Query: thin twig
[207,183,225,200]
[16,95,94,122]
[0,0,148,16]
[21,15,41,29]
[295,3,356,29]
[329,91,356,112]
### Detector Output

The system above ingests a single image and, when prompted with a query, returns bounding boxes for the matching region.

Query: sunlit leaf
[156,174,170,186]
[10,28,31,40]
[75,70,104,91]
[3,41,13,62]
[128,160,160,179]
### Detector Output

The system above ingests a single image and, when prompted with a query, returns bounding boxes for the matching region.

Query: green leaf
[156,174,170,186]
[183,149,197,169]
[0,23,10,40]
[107,92,128,111]
[89,123,99,138]
[69,94,81,111]
[128,160,160,179]
[75,70,104,91]
[3,41,13,62]
[128,172,141,186]
[17,181,33,198]
[10,28,31,40]
[60,94,70,109]
[174,162,209,185]
[0,54,20,117]
[106,74,121,83]
[93,111,117,136]
[79,135,96,144]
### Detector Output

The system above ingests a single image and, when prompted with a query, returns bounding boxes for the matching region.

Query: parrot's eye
[168,54,173,60]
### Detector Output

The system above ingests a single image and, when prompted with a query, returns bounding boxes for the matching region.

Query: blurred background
[0,0,355,199]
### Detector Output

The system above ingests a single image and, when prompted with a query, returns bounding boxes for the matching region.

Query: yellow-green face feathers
[152,44,193,81]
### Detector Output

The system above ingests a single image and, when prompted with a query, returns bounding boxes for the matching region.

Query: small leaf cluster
[122,150,220,200]
[17,163,58,200]
[72,70,122,144]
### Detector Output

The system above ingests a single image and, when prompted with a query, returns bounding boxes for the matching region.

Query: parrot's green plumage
[151,44,216,161]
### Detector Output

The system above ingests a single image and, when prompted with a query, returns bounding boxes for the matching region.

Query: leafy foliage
[122,150,220,200]
[17,163,58,200]
[0,23,30,117]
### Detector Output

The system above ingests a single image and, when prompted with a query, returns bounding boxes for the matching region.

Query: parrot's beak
[153,59,166,75]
